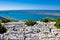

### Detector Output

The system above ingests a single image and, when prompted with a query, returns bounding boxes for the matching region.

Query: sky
[0,0,60,10]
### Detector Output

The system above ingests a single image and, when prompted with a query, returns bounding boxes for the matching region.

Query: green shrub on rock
[54,18,60,29]
[0,24,7,34]
[40,18,56,22]
[25,20,36,26]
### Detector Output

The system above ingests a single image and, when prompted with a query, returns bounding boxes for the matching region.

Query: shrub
[54,18,60,29]
[40,18,56,22]
[0,25,7,34]
[25,20,36,26]
[2,19,15,23]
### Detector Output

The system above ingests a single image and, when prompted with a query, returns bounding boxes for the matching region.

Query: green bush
[54,22,60,29]
[0,20,2,23]
[0,25,7,34]
[54,18,60,29]
[2,19,17,23]
[25,20,36,26]
[0,17,18,23]
[40,18,56,22]
[2,19,11,23]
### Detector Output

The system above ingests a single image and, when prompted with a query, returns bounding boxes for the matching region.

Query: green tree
[25,20,36,26]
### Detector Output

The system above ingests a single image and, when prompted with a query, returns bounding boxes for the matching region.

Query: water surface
[0,10,60,21]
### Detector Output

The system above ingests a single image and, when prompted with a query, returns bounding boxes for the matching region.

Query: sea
[0,10,60,21]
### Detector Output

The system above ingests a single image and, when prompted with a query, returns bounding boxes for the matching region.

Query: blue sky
[0,0,60,10]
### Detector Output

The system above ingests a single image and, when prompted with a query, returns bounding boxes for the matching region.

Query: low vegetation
[0,16,18,23]
[40,18,56,22]
[54,18,60,29]
[0,24,7,34]
[40,18,60,29]
[0,16,17,34]
[2,19,17,23]
[25,20,37,26]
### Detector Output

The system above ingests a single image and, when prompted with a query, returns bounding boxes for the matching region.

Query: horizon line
[0,9,60,11]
